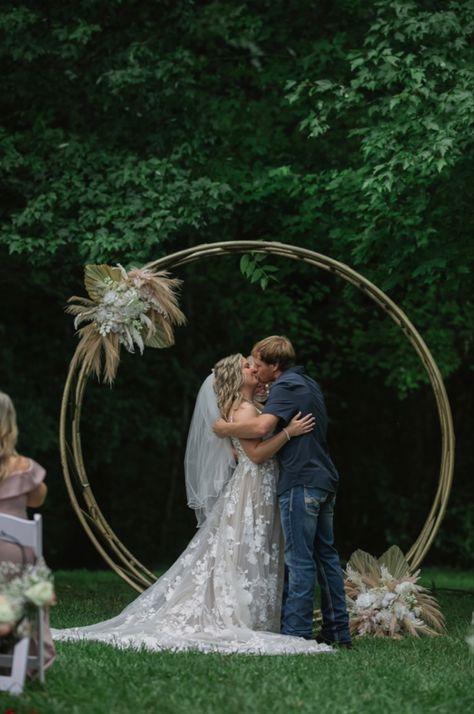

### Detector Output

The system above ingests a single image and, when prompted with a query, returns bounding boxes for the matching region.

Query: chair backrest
[0,513,42,560]
[0,512,45,693]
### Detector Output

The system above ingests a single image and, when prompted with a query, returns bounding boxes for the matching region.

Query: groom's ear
[270,362,280,377]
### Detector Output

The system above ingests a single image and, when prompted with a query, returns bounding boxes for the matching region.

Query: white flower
[403,593,418,607]
[24,581,54,607]
[0,561,55,635]
[346,565,365,589]
[375,610,393,626]
[355,592,376,609]
[102,290,118,305]
[0,594,16,625]
[393,602,410,619]
[371,587,388,609]
[395,581,416,595]
[91,280,155,354]
[380,565,394,583]
[382,592,397,608]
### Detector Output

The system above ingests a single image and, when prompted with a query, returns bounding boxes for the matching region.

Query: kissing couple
[53,335,351,654]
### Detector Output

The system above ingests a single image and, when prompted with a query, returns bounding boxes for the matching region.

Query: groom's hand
[213,418,230,438]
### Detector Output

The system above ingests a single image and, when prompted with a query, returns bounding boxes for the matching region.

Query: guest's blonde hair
[252,335,296,371]
[213,354,244,419]
[0,392,18,480]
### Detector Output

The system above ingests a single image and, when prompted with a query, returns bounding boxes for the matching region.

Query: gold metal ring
[59,241,455,591]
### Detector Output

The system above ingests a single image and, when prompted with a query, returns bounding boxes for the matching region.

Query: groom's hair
[252,336,296,371]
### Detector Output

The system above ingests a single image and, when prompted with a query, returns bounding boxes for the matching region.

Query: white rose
[356,592,375,609]
[25,581,54,607]
[0,594,16,624]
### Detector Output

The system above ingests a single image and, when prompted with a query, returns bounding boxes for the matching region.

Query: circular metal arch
[59,241,455,592]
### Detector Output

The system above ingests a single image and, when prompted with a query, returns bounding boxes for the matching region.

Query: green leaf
[240,254,251,277]
[249,269,263,283]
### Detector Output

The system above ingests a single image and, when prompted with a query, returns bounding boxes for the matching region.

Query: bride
[52,354,332,655]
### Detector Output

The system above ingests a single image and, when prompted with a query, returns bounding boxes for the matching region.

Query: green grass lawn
[1,567,472,714]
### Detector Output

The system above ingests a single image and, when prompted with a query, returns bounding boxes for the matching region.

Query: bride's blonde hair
[0,392,19,481]
[213,353,244,419]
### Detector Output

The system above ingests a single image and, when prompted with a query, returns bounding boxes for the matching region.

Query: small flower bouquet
[67,263,186,383]
[344,546,444,639]
[0,560,55,642]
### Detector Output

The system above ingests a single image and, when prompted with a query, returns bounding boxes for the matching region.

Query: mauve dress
[0,459,55,671]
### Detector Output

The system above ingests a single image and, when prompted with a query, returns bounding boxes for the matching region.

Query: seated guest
[0,391,55,672]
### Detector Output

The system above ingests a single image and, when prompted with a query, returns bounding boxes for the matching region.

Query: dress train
[52,442,332,655]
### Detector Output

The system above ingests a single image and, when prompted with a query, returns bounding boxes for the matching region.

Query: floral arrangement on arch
[344,546,444,639]
[0,560,55,640]
[67,263,186,383]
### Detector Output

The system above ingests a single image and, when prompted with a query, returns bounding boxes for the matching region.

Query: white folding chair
[0,513,45,694]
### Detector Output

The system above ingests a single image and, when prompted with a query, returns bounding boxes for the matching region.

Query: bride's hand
[286,412,316,438]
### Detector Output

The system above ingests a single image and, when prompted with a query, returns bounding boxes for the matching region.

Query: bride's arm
[233,403,315,465]
[213,411,278,439]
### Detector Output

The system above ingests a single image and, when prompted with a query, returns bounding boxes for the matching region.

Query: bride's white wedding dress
[52,440,332,655]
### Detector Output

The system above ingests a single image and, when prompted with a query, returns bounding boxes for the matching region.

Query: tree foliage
[0,0,472,568]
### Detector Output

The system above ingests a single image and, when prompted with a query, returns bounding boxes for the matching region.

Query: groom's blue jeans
[279,485,351,642]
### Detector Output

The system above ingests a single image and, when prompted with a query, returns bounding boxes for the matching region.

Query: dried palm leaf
[130,265,185,318]
[378,545,411,580]
[84,264,123,300]
[69,325,120,384]
[346,549,381,581]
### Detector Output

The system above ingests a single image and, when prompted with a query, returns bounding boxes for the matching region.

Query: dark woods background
[0,1,472,571]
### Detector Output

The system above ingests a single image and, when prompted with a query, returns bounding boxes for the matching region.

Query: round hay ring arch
[59,241,455,592]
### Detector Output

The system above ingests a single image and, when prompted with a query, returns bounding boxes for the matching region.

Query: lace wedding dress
[52,440,332,655]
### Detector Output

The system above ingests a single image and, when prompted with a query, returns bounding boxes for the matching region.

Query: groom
[213,335,352,647]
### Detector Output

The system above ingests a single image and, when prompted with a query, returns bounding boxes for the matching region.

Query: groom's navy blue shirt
[262,366,339,496]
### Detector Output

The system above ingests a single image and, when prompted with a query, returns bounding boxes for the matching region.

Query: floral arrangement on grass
[67,263,186,383]
[344,546,444,639]
[0,560,55,640]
